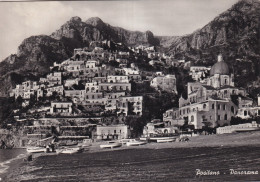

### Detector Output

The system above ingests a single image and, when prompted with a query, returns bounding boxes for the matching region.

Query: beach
[1,131,260,182]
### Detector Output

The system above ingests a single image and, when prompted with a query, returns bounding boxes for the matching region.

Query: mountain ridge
[0,0,259,96]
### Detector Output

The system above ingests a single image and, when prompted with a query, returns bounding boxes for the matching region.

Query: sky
[0,0,239,61]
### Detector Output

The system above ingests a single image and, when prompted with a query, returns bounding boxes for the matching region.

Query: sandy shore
[2,131,260,181]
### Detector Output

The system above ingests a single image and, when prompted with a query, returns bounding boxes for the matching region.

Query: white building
[236,106,260,119]
[151,74,177,93]
[117,96,143,116]
[96,125,129,140]
[50,101,73,114]
[107,75,129,83]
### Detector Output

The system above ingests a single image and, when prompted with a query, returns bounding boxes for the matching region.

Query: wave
[0,153,27,175]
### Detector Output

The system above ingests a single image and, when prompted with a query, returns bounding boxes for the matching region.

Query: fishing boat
[156,138,175,143]
[78,139,92,148]
[100,141,122,149]
[119,139,132,144]
[126,139,146,146]
[56,147,83,154]
[26,146,46,153]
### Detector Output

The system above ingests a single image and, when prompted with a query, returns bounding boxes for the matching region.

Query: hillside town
[0,39,259,149]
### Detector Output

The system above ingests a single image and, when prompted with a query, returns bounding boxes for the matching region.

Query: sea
[0,148,27,179]
[2,146,259,182]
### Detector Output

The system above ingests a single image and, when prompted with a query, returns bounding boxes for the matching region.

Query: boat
[26,146,46,153]
[119,139,132,144]
[56,147,83,154]
[126,139,146,146]
[149,136,177,142]
[78,139,92,148]
[100,141,122,149]
[156,138,175,143]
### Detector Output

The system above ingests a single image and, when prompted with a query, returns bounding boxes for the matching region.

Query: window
[203,104,206,109]
[218,104,220,110]
[212,103,215,109]
[114,130,116,134]
[224,114,227,120]
[218,115,221,120]
[191,115,194,122]
[223,104,226,110]
[231,106,235,113]
[244,110,248,116]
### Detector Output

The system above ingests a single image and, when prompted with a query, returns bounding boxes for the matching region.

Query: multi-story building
[189,66,211,81]
[85,82,99,93]
[163,54,247,129]
[50,101,73,114]
[117,96,143,116]
[64,89,85,101]
[151,74,177,93]
[46,85,64,97]
[96,124,129,140]
[107,75,129,83]
[99,83,131,92]
[236,107,260,119]
[47,72,62,86]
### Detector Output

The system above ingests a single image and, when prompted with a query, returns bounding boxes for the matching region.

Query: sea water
[0,149,27,178]
[7,146,260,181]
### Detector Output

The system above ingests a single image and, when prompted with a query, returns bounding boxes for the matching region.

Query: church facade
[164,54,247,129]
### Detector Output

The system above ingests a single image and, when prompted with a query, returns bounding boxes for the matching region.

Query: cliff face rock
[0,35,71,96]
[0,17,160,96]
[0,0,259,96]
[166,0,260,56]
[163,0,260,88]
[51,16,160,47]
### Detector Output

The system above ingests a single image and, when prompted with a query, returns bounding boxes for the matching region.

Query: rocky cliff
[51,16,160,47]
[0,0,259,96]
[165,0,260,58]
[0,17,160,96]
[162,0,260,88]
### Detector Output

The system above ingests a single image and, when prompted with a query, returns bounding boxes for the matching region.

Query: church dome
[210,54,229,76]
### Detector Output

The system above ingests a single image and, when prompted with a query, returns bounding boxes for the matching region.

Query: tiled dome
[210,54,229,76]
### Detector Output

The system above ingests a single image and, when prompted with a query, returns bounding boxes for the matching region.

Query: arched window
[212,103,214,109]
[225,79,227,84]
[191,115,194,122]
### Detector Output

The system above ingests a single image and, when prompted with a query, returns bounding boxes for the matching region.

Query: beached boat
[126,139,146,146]
[119,139,132,144]
[156,138,175,143]
[149,136,177,142]
[26,146,46,153]
[78,139,92,148]
[56,147,83,154]
[100,141,122,149]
